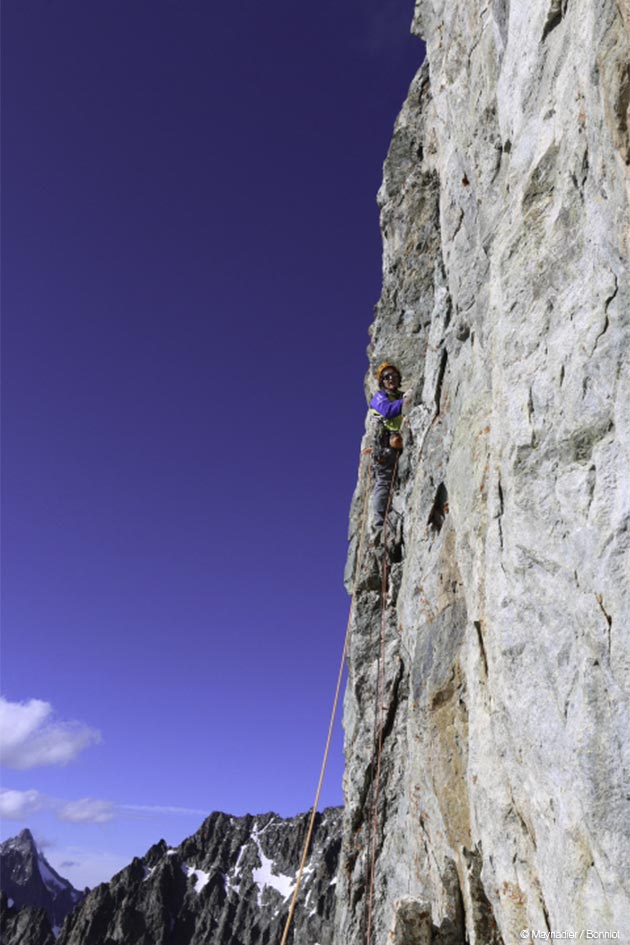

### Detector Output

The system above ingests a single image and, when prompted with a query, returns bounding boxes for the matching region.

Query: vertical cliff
[336,1,630,942]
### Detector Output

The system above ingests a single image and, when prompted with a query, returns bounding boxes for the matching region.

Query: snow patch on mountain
[38,857,67,894]
[251,824,295,907]
[182,864,210,893]
[224,841,246,896]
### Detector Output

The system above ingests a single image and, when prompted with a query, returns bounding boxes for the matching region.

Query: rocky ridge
[336,0,630,943]
[0,892,56,945]
[55,807,341,945]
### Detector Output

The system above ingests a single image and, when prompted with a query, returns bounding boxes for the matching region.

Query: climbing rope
[364,451,399,945]
[279,436,401,945]
[279,451,374,945]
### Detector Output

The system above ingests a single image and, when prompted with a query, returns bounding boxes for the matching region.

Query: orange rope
[279,452,373,945]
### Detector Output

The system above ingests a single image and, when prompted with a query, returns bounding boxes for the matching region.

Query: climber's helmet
[376,362,401,389]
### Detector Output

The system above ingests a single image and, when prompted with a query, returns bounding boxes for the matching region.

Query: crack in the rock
[474,620,489,678]
[452,206,465,242]
[580,147,589,190]
[541,895,552,935]
[351,766,373,835]
[418,812,444,877]
[591,319,610,356]
[590,272,618,354]
[428,482,449,533]
[354,662,405,887]
[564,670,579,718]
[605,274,619,313]
[527,385,535,424]
[570,148,589,199]
[434,348,448,415]
[467,30,484,62]
[509,792,537,851]
[350,658,404,839]
[596,593,612,655]
[542,0,569,40]
[382,659,405,743]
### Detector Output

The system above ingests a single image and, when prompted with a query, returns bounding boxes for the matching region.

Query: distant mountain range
[0,809,341,944]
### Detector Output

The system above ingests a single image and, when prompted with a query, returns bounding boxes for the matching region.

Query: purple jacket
[370,389,403,420]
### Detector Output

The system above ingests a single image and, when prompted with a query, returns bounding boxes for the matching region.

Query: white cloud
[0,788,45,819]
[58,798,116,824]
[121,803,208,817]
[0,788,116,825]
[0,786,207,826]
[0,697,101,769]
[55,799,206,824]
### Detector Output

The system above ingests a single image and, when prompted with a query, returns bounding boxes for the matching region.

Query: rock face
[336,1,630,943]
[57,808,341,945]
[0,829,84,939]
[0,892,56,945]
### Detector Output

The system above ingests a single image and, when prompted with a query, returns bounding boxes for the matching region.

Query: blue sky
[1,0,424,889]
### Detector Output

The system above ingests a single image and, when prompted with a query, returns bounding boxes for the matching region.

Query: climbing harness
[279,451,374,945]
[364,452,399,945]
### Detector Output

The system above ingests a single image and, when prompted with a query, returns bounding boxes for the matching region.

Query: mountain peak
[0,829,85,934]
[1,829,37,859]
[16,828,36,848]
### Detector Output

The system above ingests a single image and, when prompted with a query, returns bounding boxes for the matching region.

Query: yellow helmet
[376,362,401,386]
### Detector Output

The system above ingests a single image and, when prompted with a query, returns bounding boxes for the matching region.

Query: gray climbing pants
[372,452,397,527]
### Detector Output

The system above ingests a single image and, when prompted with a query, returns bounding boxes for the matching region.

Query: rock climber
[370,362,410,528]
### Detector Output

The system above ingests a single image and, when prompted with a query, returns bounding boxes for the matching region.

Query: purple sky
[1,0,425,888]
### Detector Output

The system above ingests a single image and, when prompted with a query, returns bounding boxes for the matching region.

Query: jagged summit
[1,827,38,857]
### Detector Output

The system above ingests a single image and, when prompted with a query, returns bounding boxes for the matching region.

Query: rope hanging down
[279,452,373,945]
